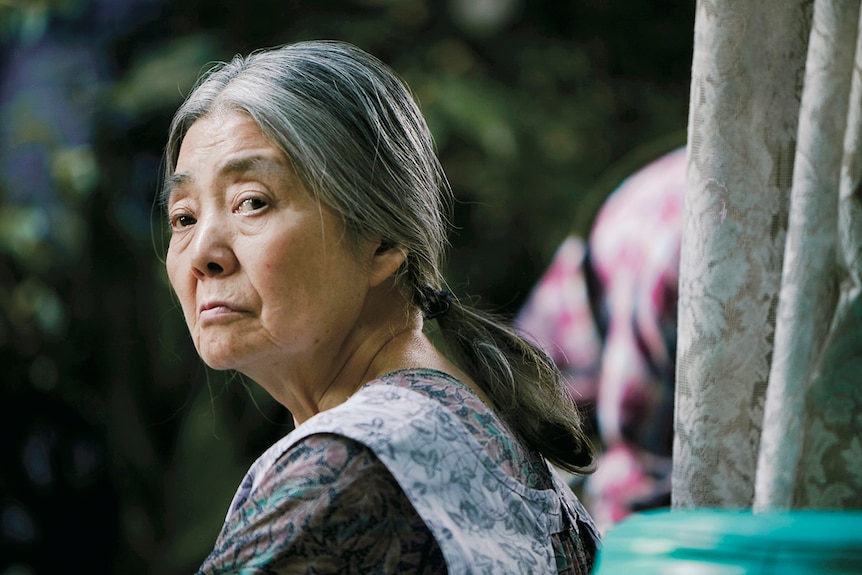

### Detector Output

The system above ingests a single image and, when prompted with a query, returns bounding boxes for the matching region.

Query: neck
[239,290,454,426]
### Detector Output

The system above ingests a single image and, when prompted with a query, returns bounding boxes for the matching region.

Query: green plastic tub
[593,509,862,574]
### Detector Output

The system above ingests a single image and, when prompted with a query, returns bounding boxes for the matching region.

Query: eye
[237,197,267,213]
[170,213,196,229]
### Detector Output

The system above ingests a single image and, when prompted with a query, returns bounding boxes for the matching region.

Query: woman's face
[165,110,376,376]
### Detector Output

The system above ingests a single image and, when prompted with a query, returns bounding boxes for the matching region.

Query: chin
[198,353,237,371]
[196,342,246,371]
[201,357,236,371]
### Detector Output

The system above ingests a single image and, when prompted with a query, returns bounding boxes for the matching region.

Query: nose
[189,215,238,279]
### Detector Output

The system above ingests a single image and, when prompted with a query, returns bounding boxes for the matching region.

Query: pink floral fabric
[517,148,685,531]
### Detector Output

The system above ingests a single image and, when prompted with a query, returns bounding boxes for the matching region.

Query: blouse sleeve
[196,434,445,575]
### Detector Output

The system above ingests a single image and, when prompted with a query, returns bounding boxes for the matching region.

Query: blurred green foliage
[0,1,691,573]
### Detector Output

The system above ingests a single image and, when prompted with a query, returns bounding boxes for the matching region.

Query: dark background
[0,1,692,573]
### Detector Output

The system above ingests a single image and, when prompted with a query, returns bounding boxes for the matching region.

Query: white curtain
[675,0,862,510]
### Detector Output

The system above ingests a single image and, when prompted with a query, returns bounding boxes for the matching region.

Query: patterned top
[517,148,685,532]
[197,369,599,574]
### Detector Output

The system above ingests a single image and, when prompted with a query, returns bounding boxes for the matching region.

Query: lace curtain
[675,0,862,510]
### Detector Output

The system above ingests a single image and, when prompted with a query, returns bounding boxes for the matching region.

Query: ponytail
[429,294,594,474]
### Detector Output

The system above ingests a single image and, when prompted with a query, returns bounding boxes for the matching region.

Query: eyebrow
[162,173,191,207]
[161,154,292,208]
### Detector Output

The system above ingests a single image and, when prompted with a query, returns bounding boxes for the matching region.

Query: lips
[200,300,237,313]
[198,300,246,322]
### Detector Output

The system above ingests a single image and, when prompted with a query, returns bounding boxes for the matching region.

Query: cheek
[165,251,183,294]
[165,251,195,317]
[266,245,358,316]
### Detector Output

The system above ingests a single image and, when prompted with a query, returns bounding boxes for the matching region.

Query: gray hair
[163,40,450,307]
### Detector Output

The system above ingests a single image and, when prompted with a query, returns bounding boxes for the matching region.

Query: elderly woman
[162,40,599,574]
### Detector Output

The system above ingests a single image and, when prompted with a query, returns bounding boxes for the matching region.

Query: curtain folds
[675,0,862,510]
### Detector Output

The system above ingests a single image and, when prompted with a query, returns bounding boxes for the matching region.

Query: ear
[368,240,407,288]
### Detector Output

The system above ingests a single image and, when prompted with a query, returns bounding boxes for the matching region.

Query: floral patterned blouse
[196,369,599,574]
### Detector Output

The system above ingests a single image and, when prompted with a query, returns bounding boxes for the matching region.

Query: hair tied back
[422,287,452,320]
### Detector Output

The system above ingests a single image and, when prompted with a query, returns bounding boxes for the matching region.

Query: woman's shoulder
[372,368,554,489]
[241,368,551,502]
[375,368,483,411]
[203,432,445,574]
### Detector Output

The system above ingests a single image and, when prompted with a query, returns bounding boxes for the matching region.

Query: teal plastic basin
[593,509,862,574]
